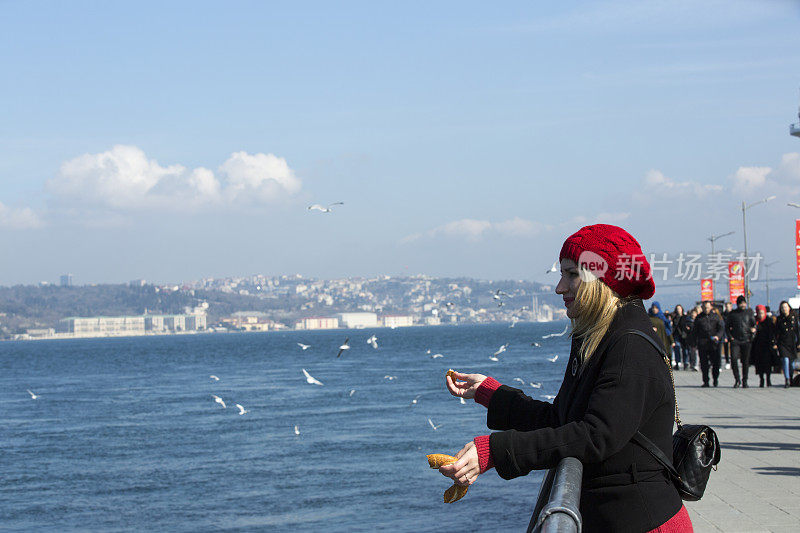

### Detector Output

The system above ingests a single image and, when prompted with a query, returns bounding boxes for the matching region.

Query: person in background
[725,295,756,388]
[649,301,674,356]
[752,304,778,388]
[775,301,800,389]
[693,301,725,387]
[722,301,733,370]
[672,304,689,370]
[685,307,699,371]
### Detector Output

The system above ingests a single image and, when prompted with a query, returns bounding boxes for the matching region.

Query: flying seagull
[27,389,38,400]
[427,418,442,431]
[209,375,220,381]
[459,397,466,405]
[542,324,569,339]
[384,375,397,381]
[546,261,558,274]
[348,389,356,397]
[366,335,378,349]
[494,343,509,356]
[235,404,248,415]
[430,353,444,359]
[530,382,543,388]
[302,368,324,386]
[297,343,311,350]
[337,338,350,358]
[294,425,300,435]
[307,202,344,213]
[546,355,559,363]
[411,394,422,405]
[530,342,541,347]
[211,395,226,409]
[542,394,556,400]
[512,377,526,385]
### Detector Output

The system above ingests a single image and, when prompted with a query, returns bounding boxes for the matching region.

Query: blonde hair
[571,274,625,362]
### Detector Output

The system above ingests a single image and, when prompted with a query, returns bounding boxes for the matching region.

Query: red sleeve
[473,435,494,473]
[474,376,501,407]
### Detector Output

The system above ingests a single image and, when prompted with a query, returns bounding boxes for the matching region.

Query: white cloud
[46,145,301,212]
[642,169,723,198]
[0,202,43,228]
[401,216,551,243]
[219,151,301,203]
[730,165,771,195]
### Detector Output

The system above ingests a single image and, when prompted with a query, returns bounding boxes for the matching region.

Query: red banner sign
[700,278,714,302]
[796,220,800,290]
[728,261,745,303]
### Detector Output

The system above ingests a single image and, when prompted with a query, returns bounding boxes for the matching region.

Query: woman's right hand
[445,370,487,400]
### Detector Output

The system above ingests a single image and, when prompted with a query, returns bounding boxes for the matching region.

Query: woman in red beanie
[439,224,692,532]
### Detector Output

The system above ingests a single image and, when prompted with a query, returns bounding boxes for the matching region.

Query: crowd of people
[647,296,800,388]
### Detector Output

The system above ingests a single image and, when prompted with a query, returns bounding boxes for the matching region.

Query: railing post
[527,457,583,533]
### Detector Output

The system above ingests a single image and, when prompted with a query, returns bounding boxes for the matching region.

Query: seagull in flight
[546,355,559,363]
[366,335,378,349]
[411,394,422,405]
[307,202,344,213]
[297,343,311,350]
[27,389,38,400]
[493,343,509,356]
[542,394,556,400]
[302,368,324,386]
[546,261,558,274]
[211,395,226,409]
[531,342,541,347]
[459,397,466,405]
[542,324,569,339]
[235,404,248,415]
[384,375,397,381]
[509,319,518,329]
[337,338,350,358]
[430,353,444,359]
[428,418,442,431]
[512,377,526,385]
[294,425,300,435]
[348,389,356,397]
[209,375,220,381]
[530,382,543,388]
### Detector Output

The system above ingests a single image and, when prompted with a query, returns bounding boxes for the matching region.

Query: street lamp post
[741,196,776,305]
[708,231,734,301]
[764,260,779,308]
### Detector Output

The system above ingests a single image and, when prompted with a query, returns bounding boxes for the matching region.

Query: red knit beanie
[559,224,655,299]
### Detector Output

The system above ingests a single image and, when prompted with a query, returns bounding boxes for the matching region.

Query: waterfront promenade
[675,369,800,532]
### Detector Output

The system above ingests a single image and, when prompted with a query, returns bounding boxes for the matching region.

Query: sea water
[1,322,572,532]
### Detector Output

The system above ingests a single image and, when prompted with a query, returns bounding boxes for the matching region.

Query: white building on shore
[336,312,378,329]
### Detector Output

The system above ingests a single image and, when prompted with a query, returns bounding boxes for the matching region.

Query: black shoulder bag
[624,329,721,501]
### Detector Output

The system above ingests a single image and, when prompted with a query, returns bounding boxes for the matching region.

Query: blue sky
[2,0,800,291]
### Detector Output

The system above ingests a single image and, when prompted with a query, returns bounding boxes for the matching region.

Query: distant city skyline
[2,1,800,288]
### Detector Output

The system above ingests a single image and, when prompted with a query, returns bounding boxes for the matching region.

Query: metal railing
[527,457,583,533]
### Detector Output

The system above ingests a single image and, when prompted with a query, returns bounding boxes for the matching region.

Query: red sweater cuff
[474,376,501,407]
[473,435,494,473]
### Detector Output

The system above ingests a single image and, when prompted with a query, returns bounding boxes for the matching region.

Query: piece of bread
[427,453,457,468]
[443,483,469,503]
[426,453,469,503]
[446,369,456,382]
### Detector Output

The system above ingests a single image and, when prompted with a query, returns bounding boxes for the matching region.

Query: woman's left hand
[438,441,481,486]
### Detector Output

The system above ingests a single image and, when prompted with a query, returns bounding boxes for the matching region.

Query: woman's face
[757,308,766,321]
[555,258,582,319]
[780,302,791,316]
[675,305,684,316]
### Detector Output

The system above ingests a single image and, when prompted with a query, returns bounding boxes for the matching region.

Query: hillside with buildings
[0,274,566,340]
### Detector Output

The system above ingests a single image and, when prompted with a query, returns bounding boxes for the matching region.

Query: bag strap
[630,431,682,483]
[619,328,682,429]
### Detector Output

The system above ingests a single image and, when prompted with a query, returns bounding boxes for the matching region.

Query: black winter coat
[725,308,756,344]
[752,319,777,373]
[775,314,800,360]
[485,300,682,532]
[692,311,725,348]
